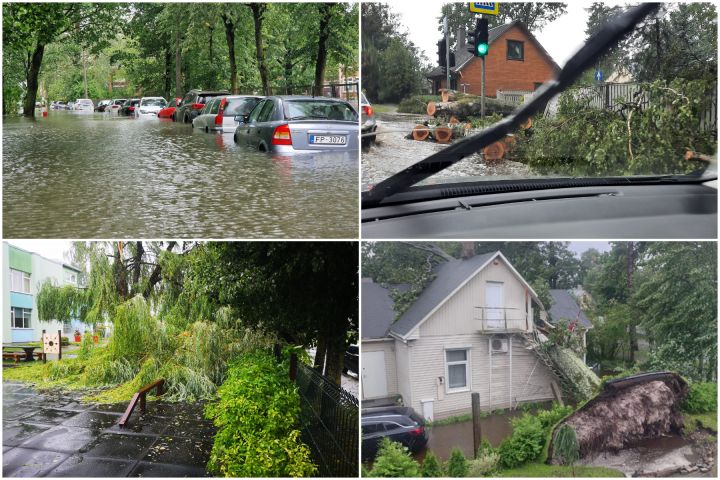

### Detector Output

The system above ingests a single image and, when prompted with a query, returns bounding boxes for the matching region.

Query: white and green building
[3,242,86,343]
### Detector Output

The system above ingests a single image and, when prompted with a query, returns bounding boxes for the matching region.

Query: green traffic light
[476,43,489,56]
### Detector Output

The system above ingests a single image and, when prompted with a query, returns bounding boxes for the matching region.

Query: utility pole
[443,16,450,91]
[480,16,486,118]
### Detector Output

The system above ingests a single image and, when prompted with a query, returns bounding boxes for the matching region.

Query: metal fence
[294,363,358,477]
[263,82,359,103]
[496,89,532,105]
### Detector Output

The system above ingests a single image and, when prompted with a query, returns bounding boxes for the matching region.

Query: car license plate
[309,135,346,145]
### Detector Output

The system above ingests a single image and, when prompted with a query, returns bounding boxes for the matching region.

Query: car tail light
[192,103,204,110]
[271,124,292,145]
[128,106,135,112]
[362,105,374,116]
[215,98,226,126]
[409,426,424,436]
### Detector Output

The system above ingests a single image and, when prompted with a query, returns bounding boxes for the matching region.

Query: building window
[10,269,31,294]
[445,348,470,391]
[507,40,524,61]
[11,307,31,329]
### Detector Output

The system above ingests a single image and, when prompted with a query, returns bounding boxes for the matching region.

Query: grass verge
[683,411,717,434]
[497,463,625,477]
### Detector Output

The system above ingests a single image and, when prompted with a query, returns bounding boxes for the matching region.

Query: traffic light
[437,38,447,68]
[474,18,489,57]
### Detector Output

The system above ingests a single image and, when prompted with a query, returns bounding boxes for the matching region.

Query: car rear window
[224,98,261,116]
[198,94,226,104]
[283,100,358,121]
[141,98,166,107]
[131,100,140,106]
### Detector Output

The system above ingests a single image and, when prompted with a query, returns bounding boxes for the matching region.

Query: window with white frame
[11,307,31,329]
[445,348,470,391]
[10,269,31,294]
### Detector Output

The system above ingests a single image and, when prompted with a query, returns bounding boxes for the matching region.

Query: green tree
[421,451,444,477]
[368,438,420,477]
[446,448,468,477]
[553,424,579,475]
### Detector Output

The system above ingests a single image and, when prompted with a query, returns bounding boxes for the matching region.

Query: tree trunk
[324,335,345,386]
[132,241,144,288]
[143,241,177,298]
[313,3,333,96]
[174,30,182,98]
[313,336,327,373]
[164,47,172,99]
[249,4,270,95]
[24,41,45,117]
[221,14,238,94]
[626,242,638,362]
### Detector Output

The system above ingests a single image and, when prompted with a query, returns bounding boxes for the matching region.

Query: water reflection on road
[3,112,358,238]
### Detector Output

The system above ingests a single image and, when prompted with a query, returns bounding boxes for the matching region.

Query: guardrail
[118,379,165,428]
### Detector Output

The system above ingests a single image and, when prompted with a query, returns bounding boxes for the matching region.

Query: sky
[393,1,592,67]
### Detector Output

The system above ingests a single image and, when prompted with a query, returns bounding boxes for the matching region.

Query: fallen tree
[548,372,688,461]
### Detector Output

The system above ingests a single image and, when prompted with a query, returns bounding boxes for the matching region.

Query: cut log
[440,90,449,102]
[433,98,516,120]
[433,127,453,144]
[412,124,430,141]
[449,116,459,124]
[483,141,505,161]
[426,101,436,116]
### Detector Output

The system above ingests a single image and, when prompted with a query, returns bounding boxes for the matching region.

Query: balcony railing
[474,306,531,332]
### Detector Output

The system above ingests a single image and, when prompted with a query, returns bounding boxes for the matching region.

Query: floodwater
[361,111,530,189]
[3,111,358,238]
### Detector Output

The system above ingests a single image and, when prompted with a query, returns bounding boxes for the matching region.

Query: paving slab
[19,425,99,453]
[45,455,136,477]
[104,413,169,436]
[62,411,122,429]
[19,408,79,426]
[143,435,214,467]
[3,422,54,447]
[3,447,70,477]
[79,432,158,459]
[128,461,209,477]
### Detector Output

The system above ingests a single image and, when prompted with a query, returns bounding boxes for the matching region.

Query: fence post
[604,84,610,110]
[472,392,482,458]
[289,353,298,381]
[58,329,62,360]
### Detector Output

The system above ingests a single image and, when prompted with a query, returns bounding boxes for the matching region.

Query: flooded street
[3,112,358,238]
[361,110,531,189]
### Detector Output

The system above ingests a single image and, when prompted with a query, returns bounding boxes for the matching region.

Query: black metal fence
[294,363,358,477]
[239,82,359,103]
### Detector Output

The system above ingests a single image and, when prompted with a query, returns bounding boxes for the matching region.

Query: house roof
[389,252,499,338]
[361,278,397,340]
[548,289,593,329]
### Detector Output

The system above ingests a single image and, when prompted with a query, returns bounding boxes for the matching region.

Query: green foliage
[468,441,500,477]
[552,424,579,467]
[427,413,472,427]
[78,332,95,361]
[517,80,716,177]
[445,448,468,477]
[497,463,625,477]
[536,403,574,430]
[420,451,444,477]
[498,413,545,468]
[36,280,87,323]
[683,382,717,414]
[545,318,585,355]
[204,351,316,477]
[367,438,420,477]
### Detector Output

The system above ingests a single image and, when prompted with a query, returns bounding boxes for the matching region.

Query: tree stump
[426,101,436,116]
[449,116,459,124]
[433,127,453,144]
[441,90,450,102]
[483,141,506,161]
[412,124,430,141]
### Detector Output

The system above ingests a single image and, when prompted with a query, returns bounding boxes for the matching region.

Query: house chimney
[456,28,466,52]
[461,242,475,259]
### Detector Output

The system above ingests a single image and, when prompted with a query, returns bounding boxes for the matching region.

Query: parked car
[361,406,428,460]
[51,101,67,110]
[343,345,358,375]
[158,97,181,119]
[192,95,262,133]
[175,89,230,124]
[234,96,359,153]
[120,98,140,116]
[105,98,127,115]
[135,97,167,118]
[75,98,94,112]
[360,92,376,146]
[95,100,112,112]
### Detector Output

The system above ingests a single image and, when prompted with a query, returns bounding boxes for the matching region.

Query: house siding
[449,25,557,97]
[395,339,412,408]
[406,333,555,419]
[361,340,399,398]
[418,259,533,337]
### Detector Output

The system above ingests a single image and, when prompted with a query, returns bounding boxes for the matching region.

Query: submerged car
[120,98,140,116]
[175,89,230,123]
[74,98,94,112]
[95,100,111,112]
[135,97,167,118]
[360,92,377,146]
[105,99,127,115]
[362,406,428,460]
[192,95,262,133]
[234,96,359,153]
[158,97,181,119]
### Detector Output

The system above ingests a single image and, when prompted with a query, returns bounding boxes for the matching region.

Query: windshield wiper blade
[362,3,661,209]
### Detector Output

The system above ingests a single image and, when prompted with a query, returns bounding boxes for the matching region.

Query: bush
[397,96,431,114]
[61,336,69,346]
[683,382,717,414]
[368,438,420,477]
[204,350,316,477]
[553,424,579,467]
[446,448,468,477]
[420,451,443,477]
[536,403,574,429]
[498,413,545,468]
[468,442,500,477]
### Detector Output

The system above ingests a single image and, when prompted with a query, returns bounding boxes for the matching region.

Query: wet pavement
[361,111,531,189]
[3,112,358,238]
[2,382,214,477]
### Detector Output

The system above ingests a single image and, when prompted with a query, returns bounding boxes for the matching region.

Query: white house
[362,251,560,421]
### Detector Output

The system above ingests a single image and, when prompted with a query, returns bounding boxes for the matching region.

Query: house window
[507,40,524,61]
[445,348,470,391]
[11,307,31,329]
[10,269,31,293]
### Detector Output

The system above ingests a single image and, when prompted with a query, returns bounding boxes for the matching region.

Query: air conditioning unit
[490,337,509,353]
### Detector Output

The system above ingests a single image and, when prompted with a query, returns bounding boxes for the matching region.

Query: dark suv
[175,89,230,123]
[361,406,428,460]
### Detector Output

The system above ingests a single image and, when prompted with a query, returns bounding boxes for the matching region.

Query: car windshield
[284,99,358,121]
[225,97,261,116]
[361,2,718,193]
[141,98,166,107]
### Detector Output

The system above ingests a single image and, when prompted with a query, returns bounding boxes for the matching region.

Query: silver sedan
[234,96,359,153]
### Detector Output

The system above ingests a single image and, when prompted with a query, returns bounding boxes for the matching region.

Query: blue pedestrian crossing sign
[594,70,603,82]
[469,3,499,15]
